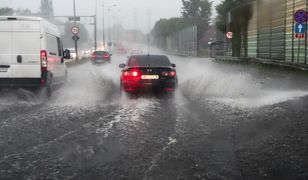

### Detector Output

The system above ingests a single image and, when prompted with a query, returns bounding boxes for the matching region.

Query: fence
[165,26,198,56]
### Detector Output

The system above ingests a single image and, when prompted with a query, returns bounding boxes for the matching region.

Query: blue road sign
[295,23,306,34]
[294,10,307,23]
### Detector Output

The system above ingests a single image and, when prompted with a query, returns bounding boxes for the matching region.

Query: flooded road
[1,54,308,180]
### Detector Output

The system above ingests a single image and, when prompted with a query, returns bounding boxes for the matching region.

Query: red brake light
[123,71,129,76]
[162,71,176,77]
[122,69,141,80]
[162,71,168,76]
[132,71,138,77]
[170,71,176,77]
[103,54,109,58]
[41,50,47,72]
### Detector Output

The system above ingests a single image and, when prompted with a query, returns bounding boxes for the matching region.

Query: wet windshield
[1,0,308,180]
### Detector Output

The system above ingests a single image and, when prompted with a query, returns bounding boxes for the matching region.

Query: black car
[119,55,178,94]
[91,51,111,63]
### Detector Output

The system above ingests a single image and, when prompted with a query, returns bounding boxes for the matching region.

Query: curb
[215,56,308,72]
[65,58,89,67]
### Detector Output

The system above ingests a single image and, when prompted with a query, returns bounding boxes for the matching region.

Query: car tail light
[103,54,110,58]
[132,70,138,77]
[122,69,141,80]
[162,71,169,76]
[41,50,47,72]
[91,54,97,59]
[162,71,176,77]
[169,71,176,77]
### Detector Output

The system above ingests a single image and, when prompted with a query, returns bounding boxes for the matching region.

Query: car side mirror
[63,49,71,59]
[119,64,126,68]
[171,63,176,68]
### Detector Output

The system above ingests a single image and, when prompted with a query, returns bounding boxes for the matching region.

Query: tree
[39,0,54,18]
[15,9,33,16]
[182,0,212,55]
[151,18,189,48]
[215,0,253,57]
[0,7,14,16]
[182,0,212,28]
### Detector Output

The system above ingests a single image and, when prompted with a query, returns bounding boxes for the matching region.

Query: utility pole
[107,5,116,47]
[94,15,97,50]
[102,1,106,47]
[94,0,97,50]
[73,0,78,59]
[108,7,111,46]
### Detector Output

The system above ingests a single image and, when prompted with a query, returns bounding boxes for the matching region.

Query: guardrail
[215,56,308,71]
[65,57,89,67]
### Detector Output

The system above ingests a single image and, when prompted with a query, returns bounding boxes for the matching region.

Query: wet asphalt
[0,55,308,180]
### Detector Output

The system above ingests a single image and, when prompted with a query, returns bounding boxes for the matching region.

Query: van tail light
[41,50,47,72]
[40,50,48,86]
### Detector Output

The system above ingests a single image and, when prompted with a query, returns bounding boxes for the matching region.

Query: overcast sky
[1,0,222,32]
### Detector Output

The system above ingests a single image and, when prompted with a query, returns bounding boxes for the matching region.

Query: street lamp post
[94,0,97,50]
[102,1,106,47]
[107,5,116,47]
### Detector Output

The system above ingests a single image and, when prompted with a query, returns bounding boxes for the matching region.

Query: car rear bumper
[92,58,110,63]
[0,78,42,89]
[122,79,177,93]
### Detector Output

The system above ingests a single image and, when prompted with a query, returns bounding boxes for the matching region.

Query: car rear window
[94,51,107,55]
[128,55,171,67]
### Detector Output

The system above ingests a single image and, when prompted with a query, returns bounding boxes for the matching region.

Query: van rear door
[0,19,41,78]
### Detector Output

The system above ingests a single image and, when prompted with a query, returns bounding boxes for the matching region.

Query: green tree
[182,0,212,55]
[182,0,212,28]
[40,0,54,17]
[0,7,14,16]
[215,0,253,57]
[15,9,33,16]
[151,17,189,48]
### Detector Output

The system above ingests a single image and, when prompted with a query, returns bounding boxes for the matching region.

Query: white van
[0,16,70,96]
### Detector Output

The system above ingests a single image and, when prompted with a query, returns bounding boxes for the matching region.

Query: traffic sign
[295,33,305,39]
[295,23,306,33]
[294,10,307,23]
[226,31,233,39]
[72,35,80,41]
[71,26,80,35]
[68,16,81,22]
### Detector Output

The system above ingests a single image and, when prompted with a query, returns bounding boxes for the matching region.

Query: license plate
[0,68,7,72]
[141,75,159,80]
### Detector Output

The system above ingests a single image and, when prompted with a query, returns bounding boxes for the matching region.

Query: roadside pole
[73,0,78,60]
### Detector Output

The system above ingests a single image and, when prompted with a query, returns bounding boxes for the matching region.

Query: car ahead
[116,47,128,55]
[67,48,77,59]
[130,49,144,56]
[119,55,178,94]
[91,51,111,64]
[0,16,70,97]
